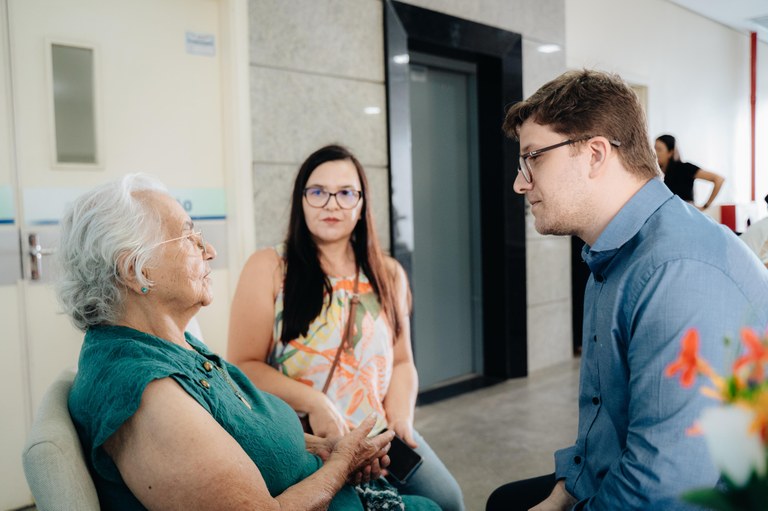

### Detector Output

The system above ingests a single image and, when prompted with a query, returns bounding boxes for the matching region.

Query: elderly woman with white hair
[60,174,439,510]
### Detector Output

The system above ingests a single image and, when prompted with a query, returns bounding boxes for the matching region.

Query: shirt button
[595,274,604,283]
[574,456,582,464]
[203,361,213,372]
[592,396,600,405]
[200,379,210,389]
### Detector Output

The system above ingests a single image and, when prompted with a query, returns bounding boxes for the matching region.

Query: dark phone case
[386,433,423,483]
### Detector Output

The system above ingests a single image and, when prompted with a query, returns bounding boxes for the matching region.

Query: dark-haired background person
[655,134,724,210]
[61,174,440,511]
[487,70,768,511]
[228,144,464,511]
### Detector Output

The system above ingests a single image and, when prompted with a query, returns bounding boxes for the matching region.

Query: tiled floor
[413,358,581,511]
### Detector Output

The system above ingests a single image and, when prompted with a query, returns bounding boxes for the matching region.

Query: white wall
[566,0,768,216]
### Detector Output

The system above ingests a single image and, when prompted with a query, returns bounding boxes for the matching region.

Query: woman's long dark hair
[281,144,402,344]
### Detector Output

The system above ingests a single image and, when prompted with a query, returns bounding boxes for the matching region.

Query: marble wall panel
[249,0,384,82]
[252,162,294,250]
[522,38,566,97]
[526,236,571,306]
[527,299,573,373]
[251,66,388,167]
[365,164,392,254]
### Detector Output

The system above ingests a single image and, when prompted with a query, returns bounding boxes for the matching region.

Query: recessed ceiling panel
[667,0,768,42]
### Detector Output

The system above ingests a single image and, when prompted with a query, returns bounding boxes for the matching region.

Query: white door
[0,1,249,507]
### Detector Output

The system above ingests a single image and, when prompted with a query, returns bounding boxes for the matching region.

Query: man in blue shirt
[487,69,768,510]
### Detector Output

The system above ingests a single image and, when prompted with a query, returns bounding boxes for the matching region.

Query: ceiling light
[393,54,410,64]
[364,106,381,115]
[537,44,562,54]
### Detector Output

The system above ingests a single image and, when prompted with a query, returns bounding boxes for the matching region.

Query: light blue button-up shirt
[555,178,768,510]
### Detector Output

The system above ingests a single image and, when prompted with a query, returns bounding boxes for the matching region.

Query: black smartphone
[384,432,423,484]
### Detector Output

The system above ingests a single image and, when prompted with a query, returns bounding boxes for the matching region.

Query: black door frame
[384,1,526,402]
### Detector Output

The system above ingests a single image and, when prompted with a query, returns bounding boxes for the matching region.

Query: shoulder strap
[321,271,360,394]
[266,247,287,365]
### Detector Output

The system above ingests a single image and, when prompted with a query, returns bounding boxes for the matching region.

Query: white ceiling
[667,0,768,43]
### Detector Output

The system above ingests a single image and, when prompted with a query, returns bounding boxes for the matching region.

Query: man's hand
[529,480,576,511]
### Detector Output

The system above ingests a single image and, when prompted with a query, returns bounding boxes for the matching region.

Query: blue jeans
[388,429,464,511]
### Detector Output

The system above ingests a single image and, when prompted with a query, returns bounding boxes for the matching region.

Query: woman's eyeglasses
[153,230,208,257]
[303,187,362,209]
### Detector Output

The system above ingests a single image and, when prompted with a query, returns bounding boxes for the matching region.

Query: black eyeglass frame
[302,187,363,210]
[518,135,622,183]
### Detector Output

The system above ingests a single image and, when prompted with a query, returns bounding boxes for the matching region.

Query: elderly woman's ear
[117,253,148,295]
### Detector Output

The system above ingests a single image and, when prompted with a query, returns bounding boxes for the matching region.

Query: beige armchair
[22,368,100,510]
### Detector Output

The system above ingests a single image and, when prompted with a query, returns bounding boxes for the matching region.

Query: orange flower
[733,327,768,382]
[333,279,373,294]
[665,329,702,387]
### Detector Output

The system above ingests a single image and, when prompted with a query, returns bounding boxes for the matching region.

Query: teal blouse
[68,325,366,510]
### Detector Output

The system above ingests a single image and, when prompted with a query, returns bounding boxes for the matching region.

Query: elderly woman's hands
[328,414,393,485]
[306,431,388,485]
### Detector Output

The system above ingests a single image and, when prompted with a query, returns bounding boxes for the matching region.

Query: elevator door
[409,54,483,390]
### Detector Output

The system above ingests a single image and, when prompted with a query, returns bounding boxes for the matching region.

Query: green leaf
[682,489,737,511]
[683,473,768,511]
[275,348,296,364]
[358,292,381,318]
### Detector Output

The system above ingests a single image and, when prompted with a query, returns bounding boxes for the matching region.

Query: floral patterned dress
[270,247,394,433]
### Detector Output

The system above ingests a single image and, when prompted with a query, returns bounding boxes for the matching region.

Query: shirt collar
[582,178,672,273]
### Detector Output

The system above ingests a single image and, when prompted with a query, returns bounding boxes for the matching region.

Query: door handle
[28,233,55,281]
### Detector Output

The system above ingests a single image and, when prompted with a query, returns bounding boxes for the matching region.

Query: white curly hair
[56,173,170,331]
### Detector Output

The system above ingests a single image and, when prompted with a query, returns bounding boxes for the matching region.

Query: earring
[141,287,149,294]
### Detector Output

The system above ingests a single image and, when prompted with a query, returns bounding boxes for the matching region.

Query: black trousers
[486,473,557,511]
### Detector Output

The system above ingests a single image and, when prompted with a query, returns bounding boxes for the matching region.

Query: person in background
[228,144,464,511]
[487,70,768,510]
[739,194,768,268]
[655,133,724,210]
[60,173,439,510]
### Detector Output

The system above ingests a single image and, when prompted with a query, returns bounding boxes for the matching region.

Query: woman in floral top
[228,144,463,510]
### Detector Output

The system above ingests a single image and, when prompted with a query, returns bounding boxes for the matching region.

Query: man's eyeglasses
[303,187,362,209]
[153,230,208,257]
[518,136,622,183]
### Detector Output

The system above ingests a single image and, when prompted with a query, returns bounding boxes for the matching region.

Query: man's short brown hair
[504,69,660,180]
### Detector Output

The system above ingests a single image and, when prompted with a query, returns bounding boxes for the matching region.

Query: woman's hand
[307,393,350,438]
[387,417,418,449]
[304,433,337,462]
[330,415,393,485]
